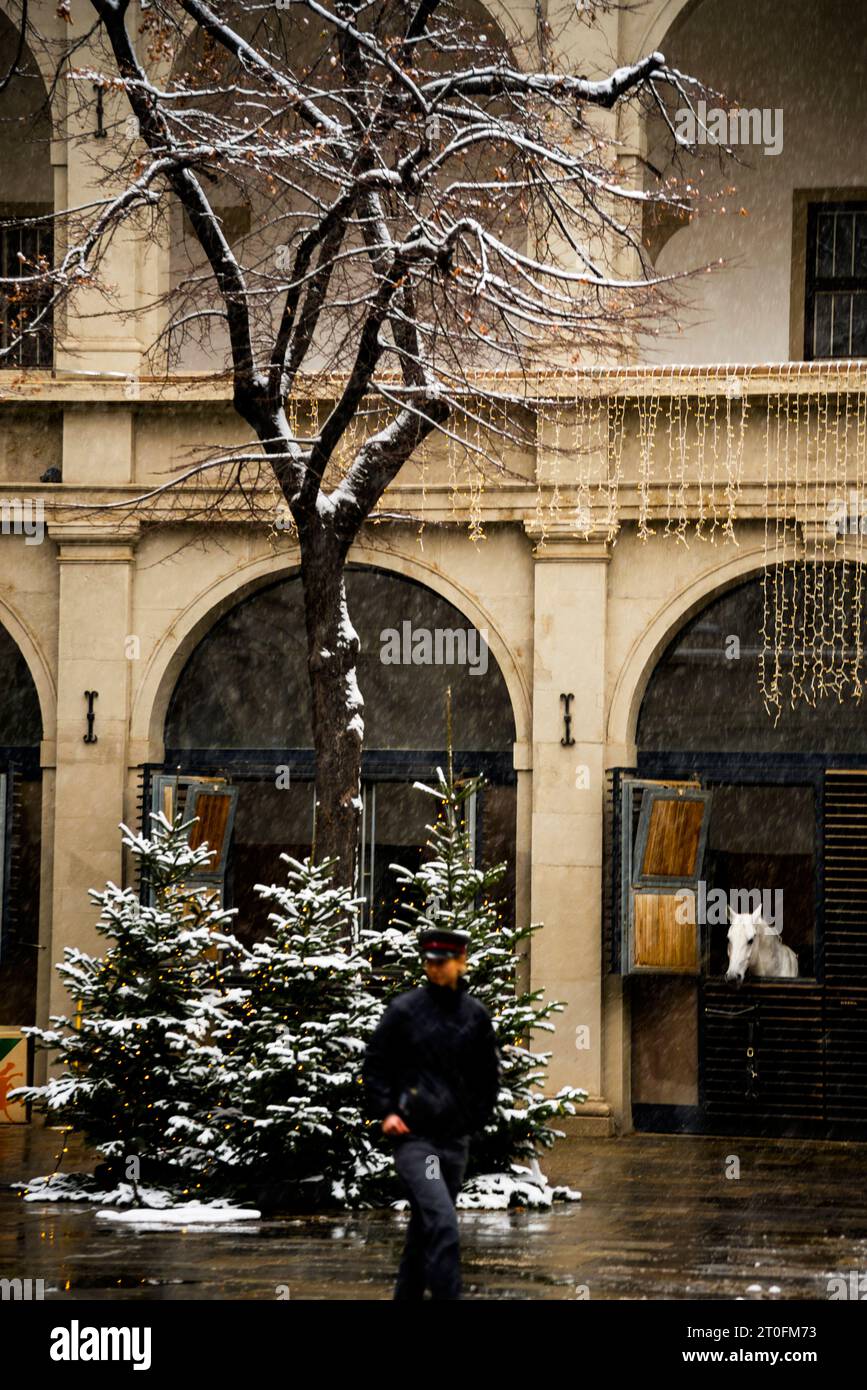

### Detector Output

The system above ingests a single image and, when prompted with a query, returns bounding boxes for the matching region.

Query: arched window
[619,566,867,1137]
[158,567,516,939]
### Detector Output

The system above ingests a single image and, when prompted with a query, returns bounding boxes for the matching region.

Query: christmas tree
[211,855,392,1209]
[17,812,244,1196]
[371,766,586,1185]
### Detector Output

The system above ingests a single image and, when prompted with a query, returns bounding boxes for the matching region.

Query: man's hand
[382,1112,410,1136]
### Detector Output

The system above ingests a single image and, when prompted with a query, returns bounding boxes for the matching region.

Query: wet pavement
[3,1124,867,1299]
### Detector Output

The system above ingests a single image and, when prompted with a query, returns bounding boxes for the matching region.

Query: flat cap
[418,928,469,960]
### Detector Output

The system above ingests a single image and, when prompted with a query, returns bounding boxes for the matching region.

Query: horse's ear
[726,903,733,923]
[751,903,763,922]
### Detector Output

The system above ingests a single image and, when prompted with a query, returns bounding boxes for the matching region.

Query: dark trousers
[392,1134,470,1301]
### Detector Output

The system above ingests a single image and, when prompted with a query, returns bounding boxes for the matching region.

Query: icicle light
[290,363,867,714]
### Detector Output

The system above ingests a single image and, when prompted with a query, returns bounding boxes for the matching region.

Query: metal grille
[823,770,867,1124]
[698,770,867,1130]
[702,980,825,1122]
[0,218,53,368]
[823,770,867,984]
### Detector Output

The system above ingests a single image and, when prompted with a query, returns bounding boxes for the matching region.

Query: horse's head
[725,903,766,984]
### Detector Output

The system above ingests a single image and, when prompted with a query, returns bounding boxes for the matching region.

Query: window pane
[0,218,53,368]
[816,212,835,278]
[851,293,867,357]
[230,781,316,942]
[856,213,867,276]
[834,212,854,277]
[813,292,833,356]
[831,292,853,356]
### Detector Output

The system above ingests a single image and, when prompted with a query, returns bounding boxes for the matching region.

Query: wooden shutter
[149,774,238,909]
[620,778,711,974]
[185,783,238,883]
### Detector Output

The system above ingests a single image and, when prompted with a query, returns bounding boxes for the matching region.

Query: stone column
[54,17,144,377]
[525,524,613,1134]
[47,520,138,1022]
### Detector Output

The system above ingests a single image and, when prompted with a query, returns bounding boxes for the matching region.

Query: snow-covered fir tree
[17,813,245,1194]
[371,767,586,1182]
[18,786,582,1211]
[211,855,392,1208]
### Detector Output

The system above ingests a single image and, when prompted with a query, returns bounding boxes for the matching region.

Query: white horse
[725,904,798,983]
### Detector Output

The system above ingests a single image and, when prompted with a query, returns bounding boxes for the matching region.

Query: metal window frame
[0,210,54,369]
[636,751,824,985]
[357,777,479,935]
[618,777,711,977]
[145,772,239,903]
[632,786,712,891]
[804,200,867,360]
[184,782,239,883]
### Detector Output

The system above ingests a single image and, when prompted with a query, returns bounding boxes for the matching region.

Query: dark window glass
[638,564,867,755]
[806,202,867,360]
[0,621,41,744]
[166,567,515,753]
[0,216,53,369]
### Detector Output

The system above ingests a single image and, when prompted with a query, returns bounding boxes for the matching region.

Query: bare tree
[1,0,710,883]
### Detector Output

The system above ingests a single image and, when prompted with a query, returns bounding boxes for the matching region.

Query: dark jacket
[362,977,501,1141]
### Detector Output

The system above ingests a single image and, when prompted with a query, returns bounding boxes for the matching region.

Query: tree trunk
[300,522,363,887]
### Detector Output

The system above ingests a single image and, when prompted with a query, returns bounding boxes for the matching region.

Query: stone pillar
[47,521,138,1021]
[54,17,144,376]
[526,524,613,1134]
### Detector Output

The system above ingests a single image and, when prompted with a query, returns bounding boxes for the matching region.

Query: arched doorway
[615,565,867,1138]
[150,567,517,940]
[0,621,43,1025]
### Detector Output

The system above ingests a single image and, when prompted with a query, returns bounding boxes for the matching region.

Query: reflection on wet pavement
[3,1125,867,1299]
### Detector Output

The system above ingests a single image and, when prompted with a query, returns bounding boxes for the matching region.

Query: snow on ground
[97,1202,261,1225]
[13,1175,260,1221]
[15,1164,580,1216]
[391,1162,583,1211]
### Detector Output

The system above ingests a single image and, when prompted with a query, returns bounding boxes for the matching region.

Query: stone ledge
[554,1112,616,1138]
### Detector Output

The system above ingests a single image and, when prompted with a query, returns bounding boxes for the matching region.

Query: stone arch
[0,593,55,744]
[629,0,706,62]
[0,2,57,109]
[168,0,532,66]
[132,538,530,760]
[606,539,786,753]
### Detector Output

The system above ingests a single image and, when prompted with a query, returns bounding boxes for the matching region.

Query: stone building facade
[2,0,867,1138]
